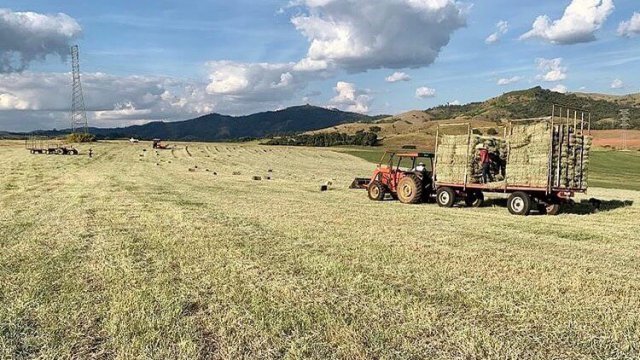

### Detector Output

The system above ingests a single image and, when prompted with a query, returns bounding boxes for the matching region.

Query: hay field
[1,140,639,359]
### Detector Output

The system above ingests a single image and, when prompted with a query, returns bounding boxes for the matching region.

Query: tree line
[262,131,378,147]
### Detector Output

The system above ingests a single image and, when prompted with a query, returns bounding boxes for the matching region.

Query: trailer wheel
[508,192,532,216]
[464,191,484,208]
[397,175,422,204]
[436,187,456,207]
[367,181,386,201]
[544,203,561,215]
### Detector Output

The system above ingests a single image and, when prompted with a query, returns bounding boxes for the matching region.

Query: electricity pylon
[70,45,88,133]
[619,109,630,151]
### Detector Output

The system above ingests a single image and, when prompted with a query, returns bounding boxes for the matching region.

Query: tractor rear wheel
[508,192,532,216]
[367,181,386,201]
[397,175,422,204]
[436,187,456,207]
[465,191,484,208]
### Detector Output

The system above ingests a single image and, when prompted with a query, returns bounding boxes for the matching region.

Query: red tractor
[152,139,170,150]
[351,151,435,204]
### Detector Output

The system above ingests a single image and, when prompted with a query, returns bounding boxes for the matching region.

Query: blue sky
[0,0,639,130]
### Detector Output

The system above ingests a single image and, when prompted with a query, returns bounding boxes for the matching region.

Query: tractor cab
[352,150,435,204]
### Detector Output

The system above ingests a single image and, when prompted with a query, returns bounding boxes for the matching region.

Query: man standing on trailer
[476,144,491,183]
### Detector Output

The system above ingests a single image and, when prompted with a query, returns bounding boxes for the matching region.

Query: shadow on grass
[482,198,634,215]
[564,199,634,215]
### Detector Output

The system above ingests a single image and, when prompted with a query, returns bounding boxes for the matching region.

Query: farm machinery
[152,139,171,149]
[25,136,79,155]
[351,151,435,204]
[353,105,592,216]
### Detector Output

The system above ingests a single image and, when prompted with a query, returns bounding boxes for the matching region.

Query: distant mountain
[28,105,382,141]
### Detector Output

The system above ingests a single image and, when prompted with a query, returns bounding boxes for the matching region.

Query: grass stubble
[0,140,639,359]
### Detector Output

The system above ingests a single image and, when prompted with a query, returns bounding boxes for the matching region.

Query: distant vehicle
[152,139,170,149]
[25,136,79,155]
[129,138,139,143]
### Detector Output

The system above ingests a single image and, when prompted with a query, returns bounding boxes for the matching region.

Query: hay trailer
[433,105,592,216]
[25,136,79,155]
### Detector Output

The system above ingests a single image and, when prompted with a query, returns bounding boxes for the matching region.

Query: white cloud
[550,84,568,93]
[618,12,640,37]
[449,100,461,105]
[497,76,522,85]
[520,0,614,44]
[536,58,567,82]
[291,0,467,72]
[0,71,217,130]
[329,81,372,114]
[199,0,468,117]
[415,86,436,99]
[485,20,509,44]
[205,61,319,103]
[385,72,411,83]
[0,8,82,73]
[610,78,624,89]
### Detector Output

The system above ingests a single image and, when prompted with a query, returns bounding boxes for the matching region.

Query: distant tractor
[152,139,170,149]
[351,151,435,204]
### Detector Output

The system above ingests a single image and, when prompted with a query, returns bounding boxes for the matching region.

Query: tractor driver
[415,162,426,173]
[476,144,491,183]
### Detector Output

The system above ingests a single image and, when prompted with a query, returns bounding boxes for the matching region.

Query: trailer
[433,105,591,215]
[25,136,79,155]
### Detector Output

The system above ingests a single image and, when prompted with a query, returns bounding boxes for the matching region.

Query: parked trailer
[25,136,79,155]
[433,105,591,215]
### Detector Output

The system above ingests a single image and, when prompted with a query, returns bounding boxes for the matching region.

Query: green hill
[427,87,640,129]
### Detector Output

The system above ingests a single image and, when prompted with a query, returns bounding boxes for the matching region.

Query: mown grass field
[1,140,639,359]
[338,147,640,191]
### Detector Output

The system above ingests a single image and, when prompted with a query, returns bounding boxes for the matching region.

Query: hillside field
[1,140,639,359]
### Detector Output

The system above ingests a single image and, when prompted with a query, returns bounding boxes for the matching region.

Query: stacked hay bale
[435,135,471,183]
[551,126,591,189]
[507,121,552,187]
[436,121,590,190]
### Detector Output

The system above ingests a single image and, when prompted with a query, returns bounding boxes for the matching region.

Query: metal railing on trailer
[547,104,591,194]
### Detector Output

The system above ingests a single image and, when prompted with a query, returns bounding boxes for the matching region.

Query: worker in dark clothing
[476,144,491,183]
[88,148,93,158]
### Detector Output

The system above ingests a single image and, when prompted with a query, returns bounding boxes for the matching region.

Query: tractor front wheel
[397,175,422,204]
[367,181,386,201]
[436,187,456,207]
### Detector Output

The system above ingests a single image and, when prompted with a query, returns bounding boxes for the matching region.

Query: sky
[0,0,639,131]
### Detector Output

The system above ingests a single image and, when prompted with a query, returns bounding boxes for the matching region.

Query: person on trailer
[476,144,491,183]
